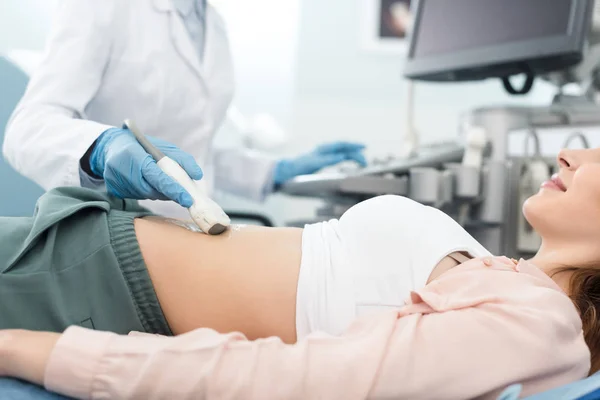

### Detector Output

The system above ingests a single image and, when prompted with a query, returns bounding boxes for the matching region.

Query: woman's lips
[541,174,567,192]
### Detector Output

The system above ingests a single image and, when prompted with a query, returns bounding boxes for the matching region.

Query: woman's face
[523,147,600,244]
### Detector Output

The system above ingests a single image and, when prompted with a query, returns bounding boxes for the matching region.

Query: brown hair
[566,268,600,374]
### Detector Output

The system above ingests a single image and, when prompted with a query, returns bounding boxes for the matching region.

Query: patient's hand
[0,330,60,386]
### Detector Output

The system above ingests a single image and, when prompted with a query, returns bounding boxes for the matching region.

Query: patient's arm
[1,257,586,400]
[133,217,303,343]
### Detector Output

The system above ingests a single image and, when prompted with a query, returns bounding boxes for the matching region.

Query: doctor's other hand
[272,141,367,186]
[89,128,204,208]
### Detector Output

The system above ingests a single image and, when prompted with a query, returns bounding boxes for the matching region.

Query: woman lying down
[0,147,598,399]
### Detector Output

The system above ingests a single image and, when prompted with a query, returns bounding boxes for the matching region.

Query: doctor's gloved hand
[89,128,204,207]
[272,141,367,186]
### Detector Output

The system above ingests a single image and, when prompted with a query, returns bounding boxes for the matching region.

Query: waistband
[107,210,173,336]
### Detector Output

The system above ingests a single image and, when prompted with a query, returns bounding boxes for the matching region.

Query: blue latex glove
[273,141,367,185]
[90,128,204,208]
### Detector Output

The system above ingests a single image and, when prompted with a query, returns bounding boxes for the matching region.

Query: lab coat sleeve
[212,147,278,202]
[78,164,106,190]
[2,0,117,190]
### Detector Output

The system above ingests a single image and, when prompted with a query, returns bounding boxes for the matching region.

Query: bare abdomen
[134,217,303,343]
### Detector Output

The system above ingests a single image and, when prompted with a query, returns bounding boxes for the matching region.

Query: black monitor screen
[412,0,574,58]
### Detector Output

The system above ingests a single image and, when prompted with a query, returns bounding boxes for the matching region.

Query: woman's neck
[529,242,591,295]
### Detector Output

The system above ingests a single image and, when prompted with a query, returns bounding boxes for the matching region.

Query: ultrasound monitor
[403,0,594,85]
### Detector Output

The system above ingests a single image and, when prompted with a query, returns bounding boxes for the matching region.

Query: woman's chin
[522,194,544,228]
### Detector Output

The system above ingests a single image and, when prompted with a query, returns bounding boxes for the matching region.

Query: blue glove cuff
[272,159,293,186]
[90,128,124,177]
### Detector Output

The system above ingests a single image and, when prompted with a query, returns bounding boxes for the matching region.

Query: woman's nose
[557,148,579,170]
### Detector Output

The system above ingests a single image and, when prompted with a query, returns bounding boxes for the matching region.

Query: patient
[0,147,599,399]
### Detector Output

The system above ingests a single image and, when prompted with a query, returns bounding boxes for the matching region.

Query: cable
[523,127,541,158]
[521,127,549,191]
[401,80,419,158]
[123,119,166,161]
[563,131,591,149]
[502,71,535,95]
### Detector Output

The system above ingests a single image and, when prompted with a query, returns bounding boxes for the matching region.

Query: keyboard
[279,141,465,198]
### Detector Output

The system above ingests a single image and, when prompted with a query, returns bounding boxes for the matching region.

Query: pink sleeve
[371,296,589,399]
[44,262,590,400]
[44,313,400,400]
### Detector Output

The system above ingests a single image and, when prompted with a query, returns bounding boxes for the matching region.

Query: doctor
[2,0,366,216]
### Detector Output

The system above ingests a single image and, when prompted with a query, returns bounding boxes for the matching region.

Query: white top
[338,195,491,290]
[295,195,493,338]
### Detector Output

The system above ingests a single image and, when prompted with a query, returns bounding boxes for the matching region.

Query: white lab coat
[3,0,276,218]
